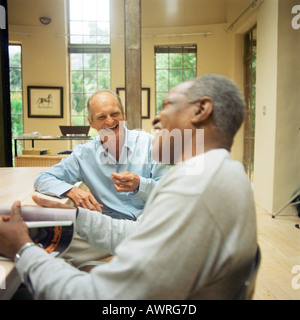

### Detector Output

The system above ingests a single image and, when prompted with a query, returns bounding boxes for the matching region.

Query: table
[0,167,73,300]
[14,136,92,156]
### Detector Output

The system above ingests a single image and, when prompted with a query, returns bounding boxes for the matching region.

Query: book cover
[0,206,77,260]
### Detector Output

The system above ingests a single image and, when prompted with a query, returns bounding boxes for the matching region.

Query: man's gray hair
[186,74,246,138]
[87,89,125,120]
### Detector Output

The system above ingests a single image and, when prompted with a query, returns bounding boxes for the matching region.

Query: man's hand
[111,171,140,192]
[32,194,75,209]
[0,201,32,259]
[63,187,103,212]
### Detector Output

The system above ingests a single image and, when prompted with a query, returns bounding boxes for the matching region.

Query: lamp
[39,17,52,25]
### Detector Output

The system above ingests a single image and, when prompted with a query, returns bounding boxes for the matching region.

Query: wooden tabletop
[0,167,67,299]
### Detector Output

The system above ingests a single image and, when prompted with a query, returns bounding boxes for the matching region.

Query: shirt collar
[123,127,137,151]
[95,127,136,154]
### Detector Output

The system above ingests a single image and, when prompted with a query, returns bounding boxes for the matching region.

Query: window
[68,0,111,134]
[243,26,256,181]
[155,45,197,114]
[69,0,110,45]
[9,44,23,159]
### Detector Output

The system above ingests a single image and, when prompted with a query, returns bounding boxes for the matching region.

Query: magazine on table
[0,205,76,261]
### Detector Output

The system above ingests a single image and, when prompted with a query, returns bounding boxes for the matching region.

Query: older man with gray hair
[0,74,258,300]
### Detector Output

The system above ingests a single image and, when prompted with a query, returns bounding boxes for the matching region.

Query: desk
[0,167,73,300]
[14,136,92,156]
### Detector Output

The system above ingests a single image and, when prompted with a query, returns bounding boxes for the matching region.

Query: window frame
[67,0,112,133]
[155,44,197,114]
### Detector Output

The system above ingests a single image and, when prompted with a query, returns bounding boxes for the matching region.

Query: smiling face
[152,81,195,164]
[88,91,125,141]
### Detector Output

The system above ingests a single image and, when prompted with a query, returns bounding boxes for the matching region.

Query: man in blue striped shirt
[34,90,168,221]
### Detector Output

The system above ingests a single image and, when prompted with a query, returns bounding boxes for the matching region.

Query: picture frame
[116,87,150,119]
[27,86,63,118]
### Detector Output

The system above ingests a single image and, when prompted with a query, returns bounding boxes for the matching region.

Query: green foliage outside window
[9,45,23,160]
[155,48,196,114]
[70,52,111,136]
[69,0,111,138]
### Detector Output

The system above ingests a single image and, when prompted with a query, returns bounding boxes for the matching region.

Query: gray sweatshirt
[16,149,257,299]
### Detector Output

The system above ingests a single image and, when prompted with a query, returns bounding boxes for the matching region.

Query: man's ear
[87,116,95,129]
[191,97,213,125]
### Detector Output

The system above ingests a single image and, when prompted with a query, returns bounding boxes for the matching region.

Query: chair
[238,245,261,300]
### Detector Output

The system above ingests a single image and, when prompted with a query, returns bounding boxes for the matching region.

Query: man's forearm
[76,207,139,254]
[34,172,75,198]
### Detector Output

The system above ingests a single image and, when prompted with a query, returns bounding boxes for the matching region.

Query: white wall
[254,0,300,215]
[254,0,279,212]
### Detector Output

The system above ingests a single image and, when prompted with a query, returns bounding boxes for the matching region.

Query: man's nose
[152,114,162,129]
[105,115,114,125]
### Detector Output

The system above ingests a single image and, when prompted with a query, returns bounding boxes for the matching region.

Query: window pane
[169,69,182,88]
[97,36,110,45]
[70,21,83,36]
[11,114,23,137]
[83,94,90,111]
[83,53,97,70]
[156,92,168,114]
[71,54,83,70]
[10,91,23,114]
[156,70,168,91]
[183,53,196,68]
[97,71,110,89]
[72,115,85,126]
[69,0,83,20]
[156,54,168,69]
[70,35,83,44]
[83,0,97,20]
[10,69,22,90]
[83,21,97,38]
[9,46,21,67]
[97,53,110,69]
[84,71,97,93]
[96,0,110,21]
[169,53,182,69]
[72,71,84,92]
[183,68,196,81]
[97,22,110,35]
[72,93,84,115]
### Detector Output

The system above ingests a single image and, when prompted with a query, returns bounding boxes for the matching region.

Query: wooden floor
[253,204,300,300]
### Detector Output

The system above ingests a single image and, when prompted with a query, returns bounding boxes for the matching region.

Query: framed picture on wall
[27,86,63,118]
[116,87,150,119]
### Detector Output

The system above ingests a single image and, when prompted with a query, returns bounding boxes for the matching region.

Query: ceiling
[141,0,228,28]
[7,0,253,29]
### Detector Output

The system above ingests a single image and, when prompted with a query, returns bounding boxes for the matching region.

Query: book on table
[0,205,76,260]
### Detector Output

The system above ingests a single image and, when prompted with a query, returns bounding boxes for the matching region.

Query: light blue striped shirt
[34,128,168,220]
